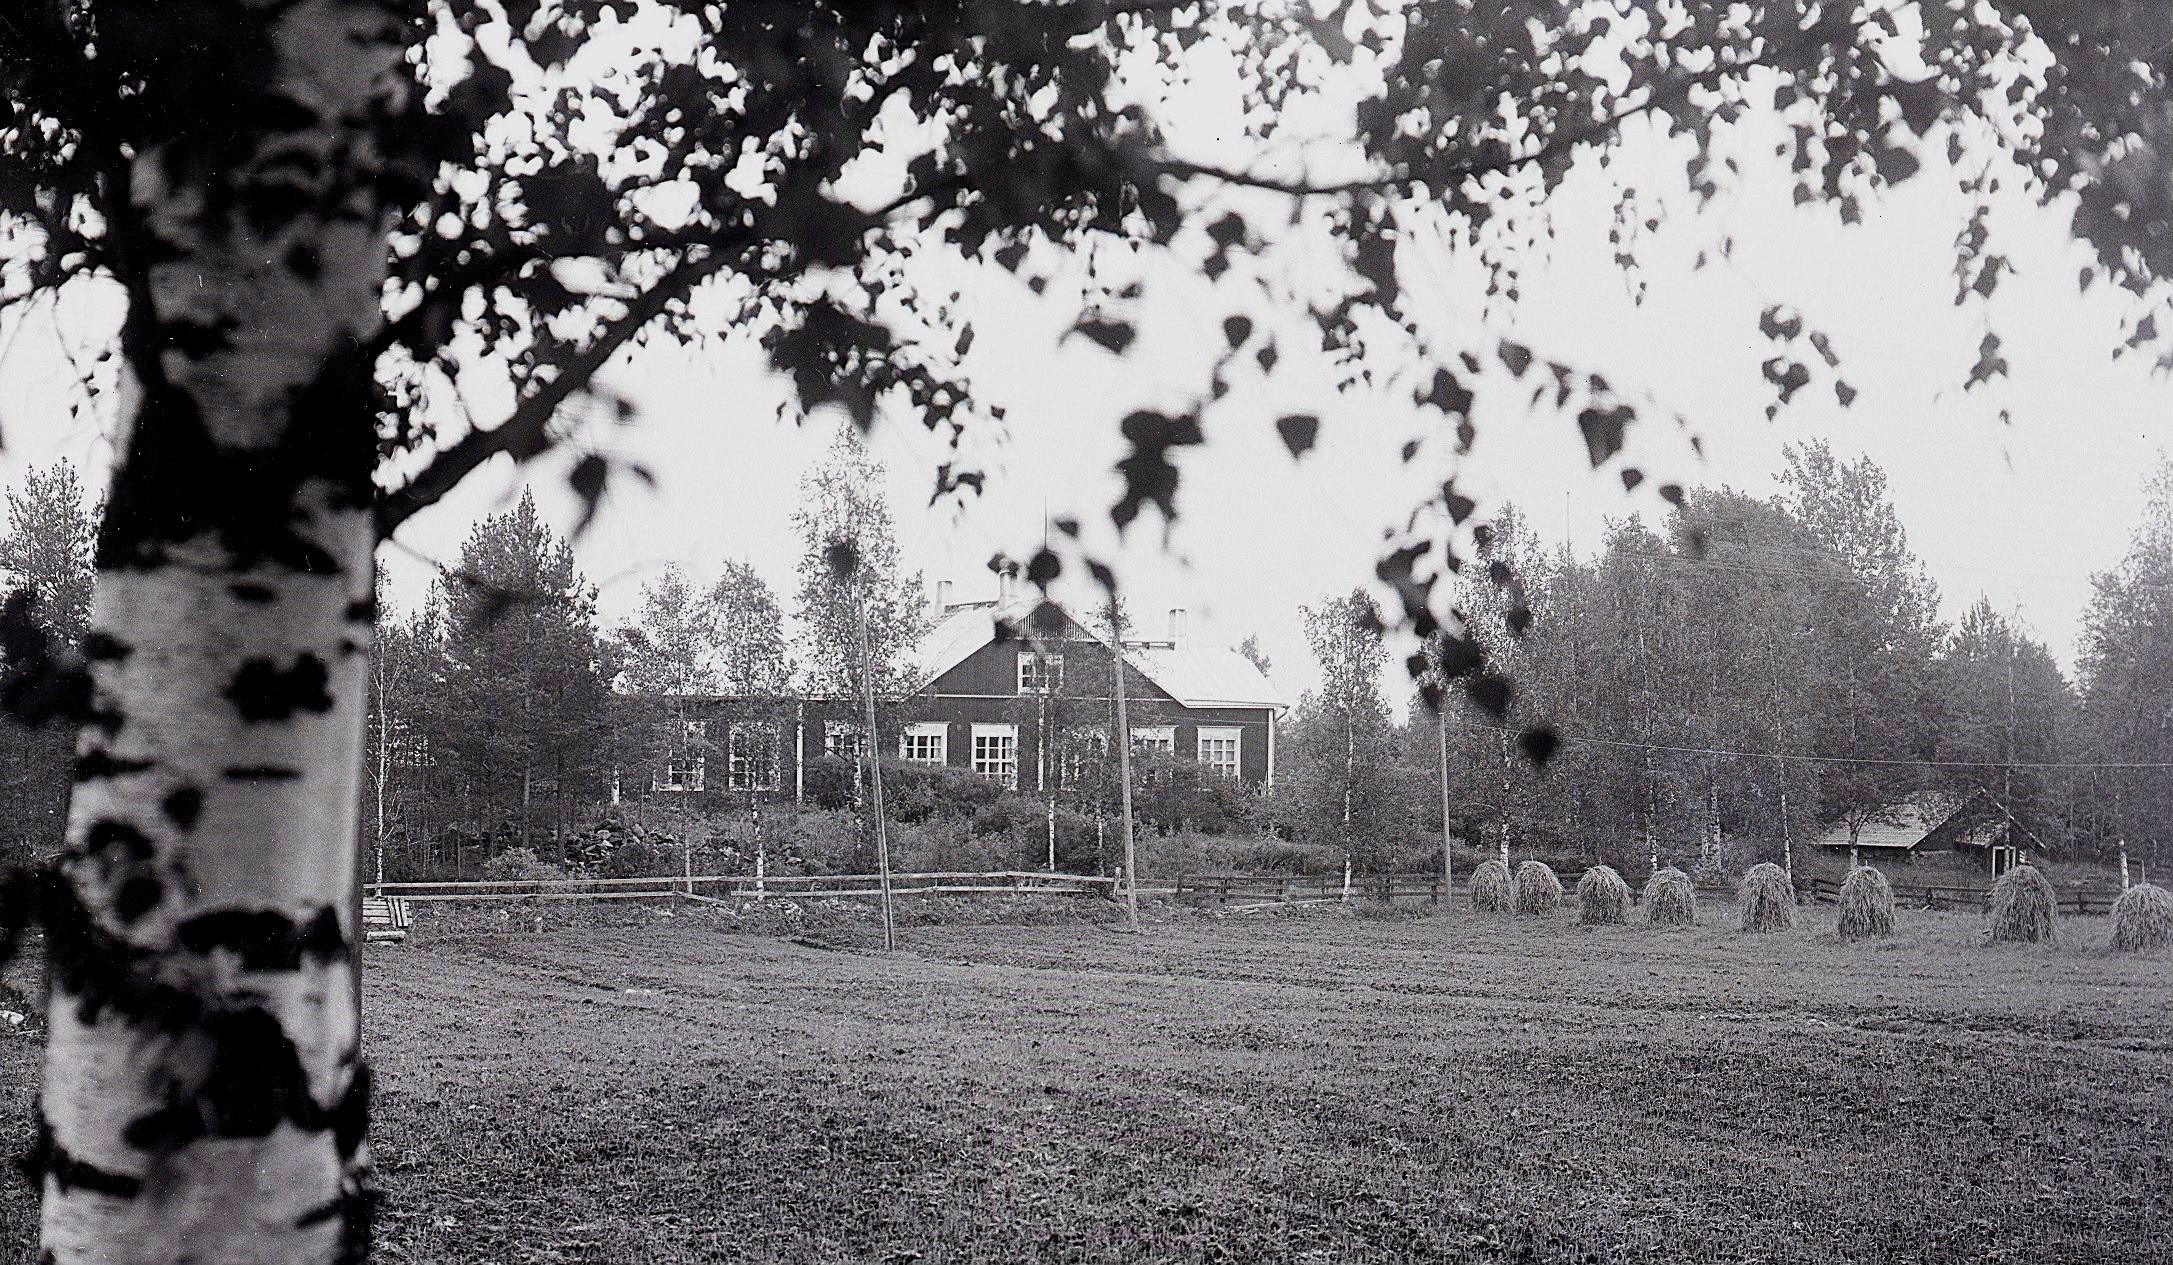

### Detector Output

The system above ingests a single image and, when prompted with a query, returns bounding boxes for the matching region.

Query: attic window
[1017,651,1063,694]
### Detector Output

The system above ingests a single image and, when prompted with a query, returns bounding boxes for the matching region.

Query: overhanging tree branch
[375,248,732,539]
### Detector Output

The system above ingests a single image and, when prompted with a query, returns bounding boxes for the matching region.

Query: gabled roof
[905,597,1285,711]
[1809,789,2033,853]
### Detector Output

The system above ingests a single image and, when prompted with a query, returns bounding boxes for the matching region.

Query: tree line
[1276,441,2173,881]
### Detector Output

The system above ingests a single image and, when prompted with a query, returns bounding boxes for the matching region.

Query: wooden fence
[1797,874,2119,916]
[365,870,1118,904]
[1173,870,1595,907]
[1179,869,2124,916]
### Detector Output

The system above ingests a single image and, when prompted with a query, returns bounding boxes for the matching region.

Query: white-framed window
[1017,650,1064,694]
[824,721,866,759]
[1129,725,1176,755]
[900,722,948,764]
[972,723,1018,787]
[727,722,781,791]
[655,719,708,792]
[1197,726,1242,779]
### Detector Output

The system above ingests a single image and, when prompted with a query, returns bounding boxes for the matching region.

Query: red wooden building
[638,580,1284,801]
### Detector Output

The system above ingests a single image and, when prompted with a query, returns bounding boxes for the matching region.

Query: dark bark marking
[22,1118,144,1200]
[114,876,164,924]
[332,1062,371,1160]
[228,581,279,604]
[344,596,375,623]
[175,905,349,972]
[226,654,333,721]
[163,785,205,829]
[338,637,362,657]
[225,764,302,781]
[74,750,158,781]
[85,820,156,865]
[81,632,134,663]
[84,700,126,738]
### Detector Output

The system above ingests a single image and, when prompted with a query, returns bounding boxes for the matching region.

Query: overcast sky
[3,78,2167,710]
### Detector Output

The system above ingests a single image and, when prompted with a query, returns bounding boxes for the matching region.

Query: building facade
[632,587,1284,802]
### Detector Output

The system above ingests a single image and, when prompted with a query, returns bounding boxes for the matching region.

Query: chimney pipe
[1168,607,1187,649]
[997,566,1015,607]
[933,579,952,615]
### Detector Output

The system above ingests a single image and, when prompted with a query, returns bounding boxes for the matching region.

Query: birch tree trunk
[35,3,402,1261]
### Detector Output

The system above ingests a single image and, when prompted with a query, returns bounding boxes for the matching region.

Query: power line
[1454,716,2173,771]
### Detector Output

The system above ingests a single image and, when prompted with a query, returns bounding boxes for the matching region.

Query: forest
[4,436,2170,883]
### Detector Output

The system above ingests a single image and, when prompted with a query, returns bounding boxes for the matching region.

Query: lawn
[4,900,2170,1263]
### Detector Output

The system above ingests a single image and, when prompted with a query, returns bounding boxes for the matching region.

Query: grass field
[4,901,2170,1263]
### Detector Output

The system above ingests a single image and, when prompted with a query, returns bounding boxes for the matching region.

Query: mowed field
[4,903,2171,1263]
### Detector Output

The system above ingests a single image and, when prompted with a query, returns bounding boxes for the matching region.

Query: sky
[3,49,2169,711]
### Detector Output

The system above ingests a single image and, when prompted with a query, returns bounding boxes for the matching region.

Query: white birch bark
[36,3,403,1261]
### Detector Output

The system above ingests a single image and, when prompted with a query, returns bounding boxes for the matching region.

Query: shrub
[1736,862,1793,933]
[803,755,859,811]
[1988,863,2058,944]
[2109,882,2173,953]
[1513,860,1562,915]
[480,847,564,883]
[1469,859,1513,913]
[1642,866,1696,928]
[1576,864,1631,926]
[1837,866,1895,941]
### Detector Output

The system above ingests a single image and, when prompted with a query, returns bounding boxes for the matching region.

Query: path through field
[4,907,2169,1262]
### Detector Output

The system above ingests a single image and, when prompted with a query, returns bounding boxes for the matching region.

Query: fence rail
[1798,874,2119,916]
[364,870,1117,904]
[1178,869,2125,916]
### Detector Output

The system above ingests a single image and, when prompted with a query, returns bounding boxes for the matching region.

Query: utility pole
[854,581,896,951]
[1109,598,1139,928]
[1438,707,1454,895]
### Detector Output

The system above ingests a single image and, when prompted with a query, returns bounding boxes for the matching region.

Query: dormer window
[1017,651,1063,694]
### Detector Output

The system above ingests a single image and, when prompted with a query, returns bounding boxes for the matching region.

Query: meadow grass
[5,904,2170,1264]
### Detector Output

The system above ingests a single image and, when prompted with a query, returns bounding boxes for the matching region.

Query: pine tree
[438,492,608,860]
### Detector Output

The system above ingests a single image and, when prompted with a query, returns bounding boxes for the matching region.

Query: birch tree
[3,2,2170,1261]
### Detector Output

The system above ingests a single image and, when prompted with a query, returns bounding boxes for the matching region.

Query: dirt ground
[4,899,2169,1263]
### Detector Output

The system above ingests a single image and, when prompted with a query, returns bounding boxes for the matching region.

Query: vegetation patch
[2109,882,2173,953]
[1513,860,1562,915]
[1989,864,2059,945]
[1736,862,1794,933]
[1469,859,1512,913]
[1837,866,1895,941]
[1575,864,1630,926]
[1643,866,1697,928]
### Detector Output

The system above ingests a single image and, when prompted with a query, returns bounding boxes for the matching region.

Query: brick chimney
[997,565,1015,607]
[931,578,952,616]
[1167,607,1187,649]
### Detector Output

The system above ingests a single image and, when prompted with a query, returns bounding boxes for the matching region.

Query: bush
[1736,862,1793,933]
[1643,866,1696,928]
[2109,882,2173,953]
[803,755,859,811]
[1576,864,1630,926]
[1513,860,1562,915]
[1837,866,1895,941]
[480,847,564,883]
[1470,859,1513,913]
[1988,863,2058,944]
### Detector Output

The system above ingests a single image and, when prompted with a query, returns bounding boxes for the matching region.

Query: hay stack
[1642,866,1696,927]
[2110,882,2173,953]
[1513,860,1562,915]
[1469,859,1513,913]
[1836,866,1894,941]
[1988,864,2058,944]
[1576,864,1631,926]
[1736,862,1794,933]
